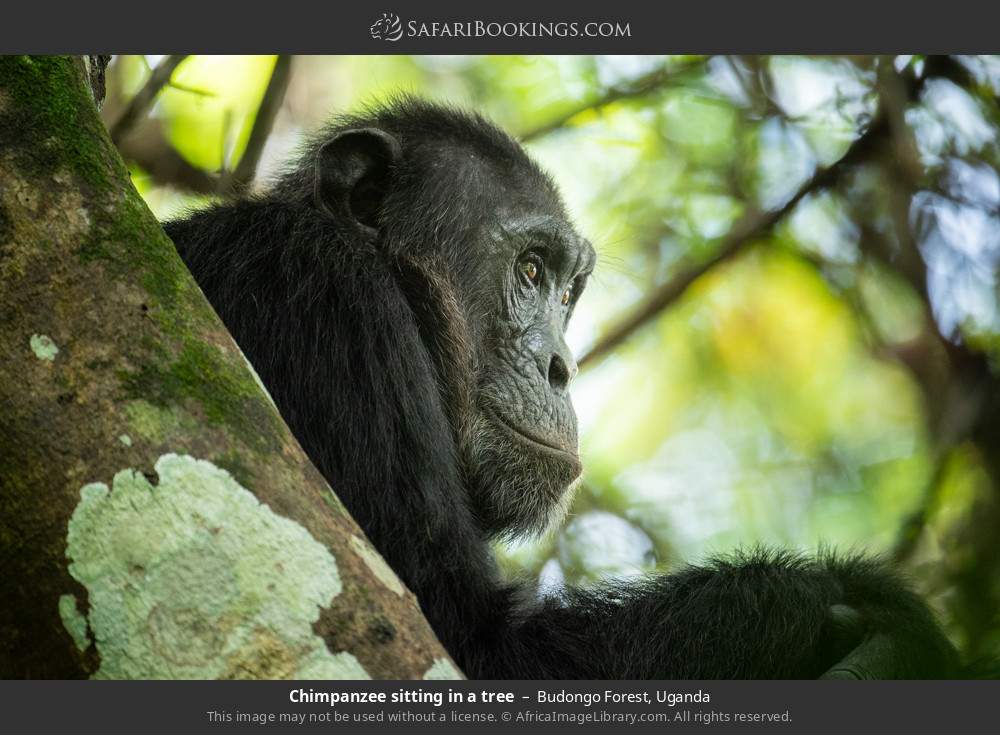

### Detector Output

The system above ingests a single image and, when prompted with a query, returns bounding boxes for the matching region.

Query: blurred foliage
[104,54,1000,662]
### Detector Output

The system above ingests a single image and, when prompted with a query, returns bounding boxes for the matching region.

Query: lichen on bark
[65,453,365,679]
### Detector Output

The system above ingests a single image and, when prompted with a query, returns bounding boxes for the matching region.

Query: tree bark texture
[0,55,461,681]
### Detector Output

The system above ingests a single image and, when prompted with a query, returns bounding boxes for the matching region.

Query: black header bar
[4,0,1000,54]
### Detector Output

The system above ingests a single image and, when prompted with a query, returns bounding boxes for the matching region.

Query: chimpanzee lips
[486,407,580,465]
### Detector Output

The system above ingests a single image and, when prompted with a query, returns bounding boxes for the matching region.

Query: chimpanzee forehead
[492,213,596,271]
[498,212,577,243]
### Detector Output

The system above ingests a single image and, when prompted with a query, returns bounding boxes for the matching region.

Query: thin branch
[578,117,889,369]
[110,55,188,145]
[221,55,292,194]
[575,58,977,370]
[891,452,949,564]
[119,124,220,195]
[519,57,709,142]
[164,80,215,97]
[114,56,293,197]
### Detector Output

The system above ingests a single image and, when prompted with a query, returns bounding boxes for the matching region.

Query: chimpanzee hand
[818,603,958,679]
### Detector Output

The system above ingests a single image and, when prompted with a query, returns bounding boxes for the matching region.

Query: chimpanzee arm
[469,550,959,679]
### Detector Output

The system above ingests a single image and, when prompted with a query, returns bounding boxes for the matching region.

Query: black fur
[165,98,959,679]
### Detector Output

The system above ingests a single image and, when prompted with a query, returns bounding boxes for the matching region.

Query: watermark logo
[370,12,404,41]
[369,15,631,41]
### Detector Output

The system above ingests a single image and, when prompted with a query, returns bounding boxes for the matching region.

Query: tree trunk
[0,55,460,680]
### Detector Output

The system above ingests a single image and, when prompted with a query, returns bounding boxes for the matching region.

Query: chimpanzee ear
[314,128,401,236]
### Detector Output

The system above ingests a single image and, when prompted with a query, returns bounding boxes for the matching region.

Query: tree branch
[84,55,112,108]
[221,55,292,194]
[578,116,889,369]
[109,55,188,145]
[519,57,709,142]
[576,58,980,370]
[114,56,293,197]
[118,119,221,195]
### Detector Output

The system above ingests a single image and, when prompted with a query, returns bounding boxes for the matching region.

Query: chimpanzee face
[462,207,595,538]
[314,125,595,537]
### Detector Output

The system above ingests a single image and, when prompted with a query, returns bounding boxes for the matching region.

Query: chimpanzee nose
[542,332,579,394]
[547,353,574,392]
[534,314,578,394]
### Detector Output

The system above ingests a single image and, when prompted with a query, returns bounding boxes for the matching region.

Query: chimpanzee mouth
[486,408,580,464]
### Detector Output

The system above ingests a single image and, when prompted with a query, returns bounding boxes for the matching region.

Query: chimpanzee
[164,97,958,679]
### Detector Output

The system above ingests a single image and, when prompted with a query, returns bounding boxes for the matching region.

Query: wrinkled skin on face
[461,210,596,537]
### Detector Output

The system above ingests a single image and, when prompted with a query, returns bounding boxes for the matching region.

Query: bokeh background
[102,55,1000,664]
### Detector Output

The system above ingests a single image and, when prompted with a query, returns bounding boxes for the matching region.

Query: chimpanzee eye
[519,257,542,285]
[561,286,573,306]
